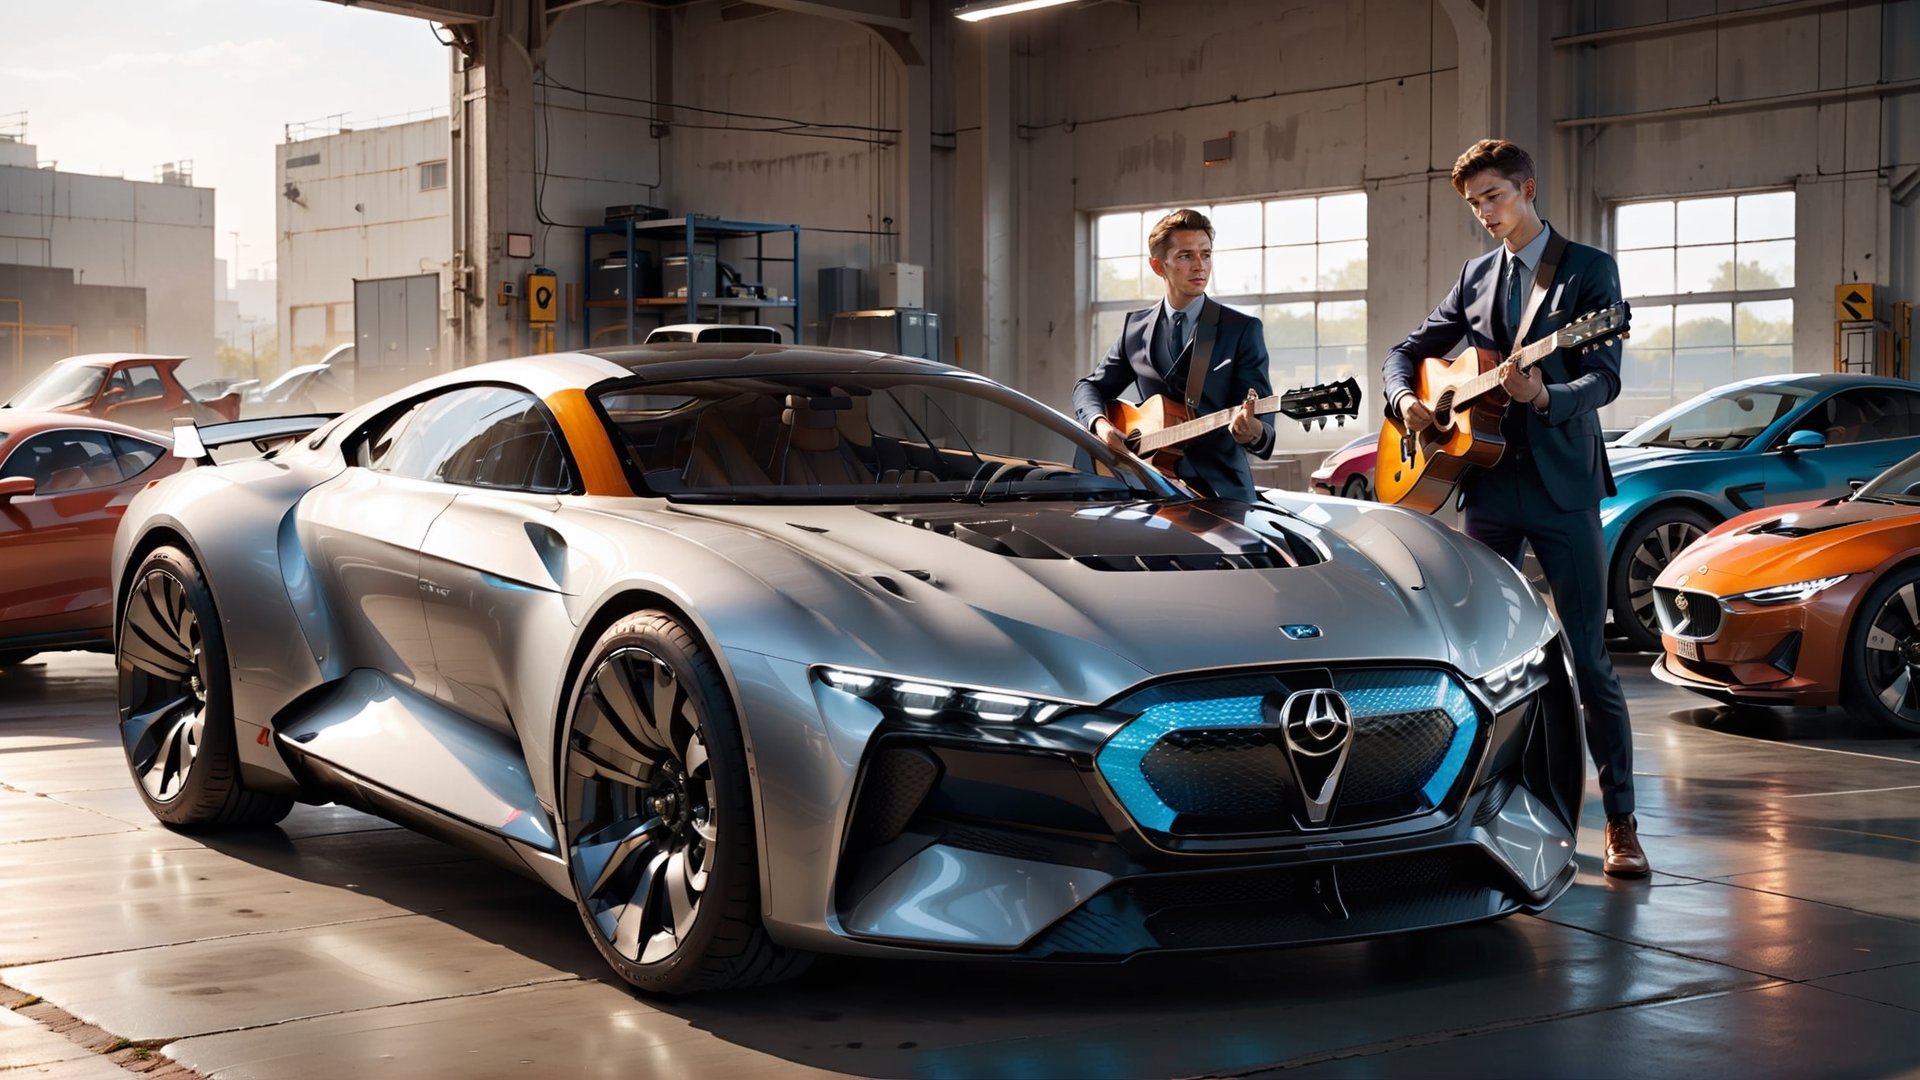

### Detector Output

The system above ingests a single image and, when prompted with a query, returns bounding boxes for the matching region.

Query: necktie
[1171,309,1187,362]
[1504,256,1525,342]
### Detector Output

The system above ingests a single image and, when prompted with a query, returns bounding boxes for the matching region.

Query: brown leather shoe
[1604,815,1650,878]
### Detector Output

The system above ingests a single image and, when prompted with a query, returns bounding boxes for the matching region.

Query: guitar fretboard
[1136,395,1287,454]
[1450,333,1561,408]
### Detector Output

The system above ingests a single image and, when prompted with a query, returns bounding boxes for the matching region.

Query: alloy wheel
[1626,519,1706,638]
[120,568,210,803]
[564,646,718,965]
[1862,580,1920,723]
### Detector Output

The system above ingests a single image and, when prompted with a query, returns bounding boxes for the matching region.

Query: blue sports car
[1602,373,1920,650]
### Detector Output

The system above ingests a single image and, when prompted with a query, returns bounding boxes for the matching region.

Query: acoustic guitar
[1105,377,1362,478]
[1375,302,1630,513]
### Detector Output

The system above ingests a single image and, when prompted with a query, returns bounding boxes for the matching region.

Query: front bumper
[1651,580,1860,706]
[809,648,1585,959]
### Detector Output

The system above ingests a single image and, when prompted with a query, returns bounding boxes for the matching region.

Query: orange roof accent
[545,388,632,497]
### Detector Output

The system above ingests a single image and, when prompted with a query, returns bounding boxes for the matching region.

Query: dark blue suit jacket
[1381,226,1622,512]
[1072,297,1275,503]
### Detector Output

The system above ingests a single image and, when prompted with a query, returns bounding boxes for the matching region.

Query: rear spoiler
[171,414,336,464]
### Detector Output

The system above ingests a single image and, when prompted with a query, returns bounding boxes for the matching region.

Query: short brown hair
[1147,208,1213,261]
[1450,139,1535,196]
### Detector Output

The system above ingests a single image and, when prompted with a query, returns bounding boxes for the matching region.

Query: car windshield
[595,371,1180,503]
[1616,385,1813,451]
[1852,450,1920,506]
[8,366,106,410]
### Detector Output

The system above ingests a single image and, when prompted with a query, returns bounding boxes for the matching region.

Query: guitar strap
[1511,229,1569,359]
[1182,299,1221,409]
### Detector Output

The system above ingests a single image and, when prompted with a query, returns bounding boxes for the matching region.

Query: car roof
[1717,372,1915,392]
[0,410,175,444]
[584,343,980,383]
[51,353,190,368]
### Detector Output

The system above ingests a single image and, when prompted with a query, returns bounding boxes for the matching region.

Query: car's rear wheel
[1342,474,1373,501]
[118,546,294,828]
[1844,565,1920,734]
[1610,506,1714,652]
[560,611,809,995]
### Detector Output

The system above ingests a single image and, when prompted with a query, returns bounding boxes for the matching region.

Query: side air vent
[1746,518,1849,538]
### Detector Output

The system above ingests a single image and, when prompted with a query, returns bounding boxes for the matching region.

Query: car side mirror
[1781,429,1826,455]
[102,385,127,401]
[0,475,35,501]
[1850,479,1868,495]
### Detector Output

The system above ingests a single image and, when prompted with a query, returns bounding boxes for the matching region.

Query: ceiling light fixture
[954,0,1078,22]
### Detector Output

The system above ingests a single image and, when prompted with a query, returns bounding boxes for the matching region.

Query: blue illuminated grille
[1095,669,1479,836]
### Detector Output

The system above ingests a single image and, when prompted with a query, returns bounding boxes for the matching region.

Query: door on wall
[353,273,441,402]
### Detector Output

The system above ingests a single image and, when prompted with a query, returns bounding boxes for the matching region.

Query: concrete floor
[1,651,1916,1080]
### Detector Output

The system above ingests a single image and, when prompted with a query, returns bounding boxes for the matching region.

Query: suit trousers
[1463,457,1636,818]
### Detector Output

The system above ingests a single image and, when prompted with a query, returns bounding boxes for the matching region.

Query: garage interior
[3,0,1919,1077]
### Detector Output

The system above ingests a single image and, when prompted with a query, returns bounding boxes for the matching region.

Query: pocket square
[1546,308,1566,318]
[1212,357,1232,371]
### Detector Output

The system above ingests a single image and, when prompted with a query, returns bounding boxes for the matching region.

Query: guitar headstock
[1554,300,1631,349]
[1279,376,1362,429]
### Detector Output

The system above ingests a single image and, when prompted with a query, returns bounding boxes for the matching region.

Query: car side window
[1789,389,1915,447]
[111,364,165,402]
[381,387,574,493]
[0,430,121,492]
[110,434,165,480]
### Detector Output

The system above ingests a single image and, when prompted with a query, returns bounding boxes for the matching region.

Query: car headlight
[1473,644,1551,713]
[1729,575,1848,605]
[816,667,1069,725]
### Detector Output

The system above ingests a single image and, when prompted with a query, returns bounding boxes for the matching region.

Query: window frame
[348,384,582,496]
[1088,193,1369,435]
[419,160,448,192]
[1610,189,1796,428]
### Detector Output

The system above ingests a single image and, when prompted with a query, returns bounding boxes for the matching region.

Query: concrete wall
[276,118,451,373]
[532,4,922,350]
[0,140,215,380]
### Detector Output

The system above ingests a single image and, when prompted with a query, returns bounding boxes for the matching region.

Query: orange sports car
[0,412,181,667]
[1650,448,1920,732]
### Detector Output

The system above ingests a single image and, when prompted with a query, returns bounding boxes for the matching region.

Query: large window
[1091,194,1367,446]
[1610,191,1795,429]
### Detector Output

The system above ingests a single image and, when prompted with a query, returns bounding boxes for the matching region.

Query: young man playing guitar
[1381,138,1649,878]
[1074,209,1275,503]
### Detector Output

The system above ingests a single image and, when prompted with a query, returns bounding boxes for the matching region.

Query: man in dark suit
[1382,138,1649,878]
[1073,209,1275,503]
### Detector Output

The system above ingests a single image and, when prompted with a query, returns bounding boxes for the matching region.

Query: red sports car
[4,354,240,431]
[0,412,181,666]
[1310,430,1377,500]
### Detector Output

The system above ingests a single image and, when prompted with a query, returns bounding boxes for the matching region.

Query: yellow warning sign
[1836,283,1874,322]
[528,272,558,323]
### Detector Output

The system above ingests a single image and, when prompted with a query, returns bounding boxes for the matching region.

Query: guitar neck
[1136,394,1286,454]
[1450,334,1559,408]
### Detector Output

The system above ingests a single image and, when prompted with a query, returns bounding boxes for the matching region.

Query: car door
[412,388,583,737]
[295,393,463,697]
[0,428,155,638]
[1765,388,1920,506]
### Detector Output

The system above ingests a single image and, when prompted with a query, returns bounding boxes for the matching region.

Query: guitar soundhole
[1431,391,1455,433]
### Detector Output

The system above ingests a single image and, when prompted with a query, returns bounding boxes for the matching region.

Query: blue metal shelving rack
[581,216,802,347]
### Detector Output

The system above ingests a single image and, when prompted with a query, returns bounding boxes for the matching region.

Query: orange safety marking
[546,388,633,496]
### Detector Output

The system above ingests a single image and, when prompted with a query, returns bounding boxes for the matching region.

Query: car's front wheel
[1342,474,1373,501]
[117,546,294,828]
[1609,506,1714,652]
[559,611,809,995]
[1844,564,1920,734]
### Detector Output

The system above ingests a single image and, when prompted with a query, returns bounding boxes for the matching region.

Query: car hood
[667,495,1553,701]
[1605,444,1715,478]
[1656,498,1920,592]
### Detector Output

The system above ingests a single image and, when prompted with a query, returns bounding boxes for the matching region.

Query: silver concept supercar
[111,345,1585,995]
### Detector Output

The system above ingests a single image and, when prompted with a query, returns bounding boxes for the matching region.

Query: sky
[0,0,448,287]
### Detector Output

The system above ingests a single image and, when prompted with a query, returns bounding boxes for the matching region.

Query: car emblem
[1267,688,1354,827]
[1280,624,1322,640]
[1675,594,1690,612]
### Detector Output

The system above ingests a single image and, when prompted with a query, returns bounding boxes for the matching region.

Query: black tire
[1843,564,1920,734]
[0,650,37,667]
[1341,474,1373,501]
[559,611,810,995]
[117,546,294,829]
[1609,506,1715,652]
